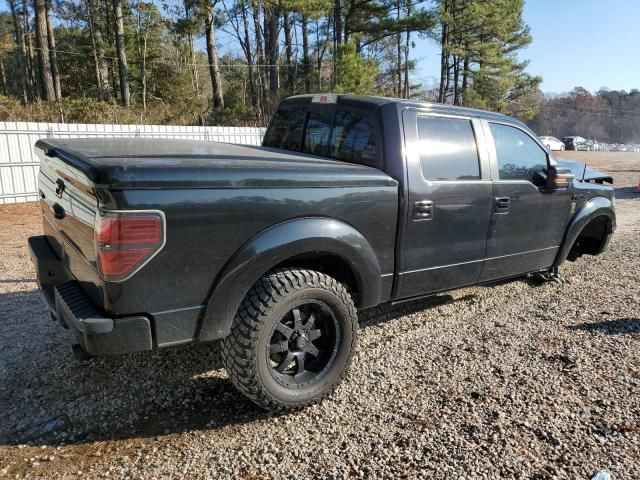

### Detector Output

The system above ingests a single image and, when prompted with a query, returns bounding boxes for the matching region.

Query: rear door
[397,109,493,299]
[480,121,572,281]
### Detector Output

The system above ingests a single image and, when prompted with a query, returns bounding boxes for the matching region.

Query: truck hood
[35,138,397,189]
[555,158,613,184]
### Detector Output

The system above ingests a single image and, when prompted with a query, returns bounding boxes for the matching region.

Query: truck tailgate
[36,143,99,275]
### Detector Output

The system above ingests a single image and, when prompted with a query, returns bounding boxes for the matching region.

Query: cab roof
[281,94,523,126]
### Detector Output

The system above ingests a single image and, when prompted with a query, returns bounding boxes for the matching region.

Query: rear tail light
[94,210,166,282]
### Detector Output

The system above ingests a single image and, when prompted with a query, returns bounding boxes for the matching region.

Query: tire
[222,268,358,411]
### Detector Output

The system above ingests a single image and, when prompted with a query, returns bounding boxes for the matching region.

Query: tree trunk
[250,1,266,105]
[135,6,146,111]
[396,0,402,97]
[404,1,411,98]
[45,0,61,100]
[22,0,38,99]
[301,15,310,93]
[437,1,449,103]
[334,0,342,46]
[283,11,294,92]
[34,0,55,101]
[453,54,460,105]
[86,0,111,100]
[240,3,258,118]
[461,54,469,105]
[112,0,130,106]
[333,0,342,86]
[8,0,29,103]
[264,2,279,94]
[0,58,7,96]
[205,1,224,108]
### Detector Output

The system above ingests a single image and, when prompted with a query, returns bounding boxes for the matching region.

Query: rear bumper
[28,235,153,356]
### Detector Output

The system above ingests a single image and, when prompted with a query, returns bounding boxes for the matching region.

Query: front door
[480,122,572,281]
[397,111,493,299]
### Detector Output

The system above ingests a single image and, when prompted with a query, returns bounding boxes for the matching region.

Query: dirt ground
[0,152,639,479]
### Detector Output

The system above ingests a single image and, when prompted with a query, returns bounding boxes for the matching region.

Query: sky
[414,0,640,95]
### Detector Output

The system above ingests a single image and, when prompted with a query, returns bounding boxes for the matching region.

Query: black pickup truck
[29,94,616,411]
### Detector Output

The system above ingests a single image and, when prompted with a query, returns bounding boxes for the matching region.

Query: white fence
[0,122,267,204]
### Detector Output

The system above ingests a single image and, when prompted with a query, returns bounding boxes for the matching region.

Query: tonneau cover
[35,138,397,189]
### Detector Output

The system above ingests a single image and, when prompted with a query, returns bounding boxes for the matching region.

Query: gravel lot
[0,153,639,479]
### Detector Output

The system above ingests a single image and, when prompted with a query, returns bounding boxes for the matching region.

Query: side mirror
[545,165,574,189]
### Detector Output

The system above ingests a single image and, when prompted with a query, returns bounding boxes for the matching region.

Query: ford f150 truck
[29,94,616,411]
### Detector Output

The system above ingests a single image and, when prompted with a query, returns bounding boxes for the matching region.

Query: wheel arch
[197,217,383,342]
[553,196,616,267]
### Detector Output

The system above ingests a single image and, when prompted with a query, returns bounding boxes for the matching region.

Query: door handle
[495,197,510,213]
[414,200,434,220]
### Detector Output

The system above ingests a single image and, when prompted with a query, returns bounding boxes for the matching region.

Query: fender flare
[553,196,616,268]
[198,217,383,342]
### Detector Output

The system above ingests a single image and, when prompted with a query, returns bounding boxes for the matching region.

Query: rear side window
[264,105,381,168]
[490,123,547,182]
[303,111,333,156]
[417,116,480,180]
[263,108,306,151]
[329,110,378,166]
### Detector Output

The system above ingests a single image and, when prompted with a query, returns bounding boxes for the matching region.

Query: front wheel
[222,268,358,411]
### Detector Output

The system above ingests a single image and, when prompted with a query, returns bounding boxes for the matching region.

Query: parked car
[562,136,587,151]
[28,94,617,411]
[539,136,565,151]
[612,144,627,152]
[578,139,594,151]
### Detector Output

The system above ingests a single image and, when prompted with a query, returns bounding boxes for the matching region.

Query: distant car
[562,136,587,151]
[612,144,627,152]
[540,136,565,151]
[577,140,592,151]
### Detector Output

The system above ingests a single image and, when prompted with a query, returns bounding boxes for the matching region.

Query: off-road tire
[222,268,358,411]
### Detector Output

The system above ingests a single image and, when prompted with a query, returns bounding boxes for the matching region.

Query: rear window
[329,110,378,167]
[303,111,333,156]
[264,106,380,168]
[263,108,306,151]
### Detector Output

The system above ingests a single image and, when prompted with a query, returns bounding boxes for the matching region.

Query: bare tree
[301,14,310,92]
[0,57,7,96]
[22,0,37,97]
[263,1,279,94]
[86,0,111,100]
[282,10,294,91]
[7,0,29,103]
[45,0,60,100]
[112,0,130,106]
[33,0,55,100]
[204,0,223,108]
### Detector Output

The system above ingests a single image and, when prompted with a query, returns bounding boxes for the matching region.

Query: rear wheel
[222,268,358,411]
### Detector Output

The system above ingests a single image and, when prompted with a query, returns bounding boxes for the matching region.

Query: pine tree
[435,0,541,115]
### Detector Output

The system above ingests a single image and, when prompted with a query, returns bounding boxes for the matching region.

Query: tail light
[94,210,166,282]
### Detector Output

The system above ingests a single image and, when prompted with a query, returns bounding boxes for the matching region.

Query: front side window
[303,111,333,156]
[263,108,306,151]
[490,123,548,182]
[329,110,378,167]
[417,116,480,180]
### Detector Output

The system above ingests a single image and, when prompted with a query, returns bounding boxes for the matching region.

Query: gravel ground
[0,154,639,479]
